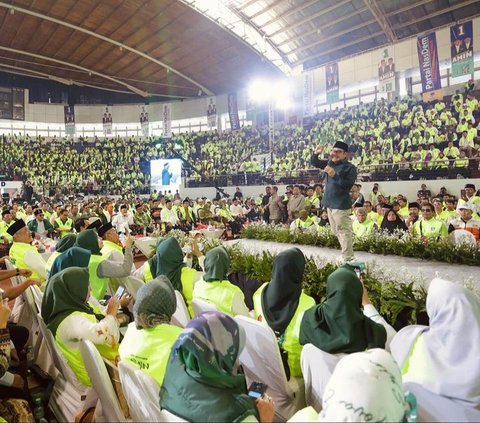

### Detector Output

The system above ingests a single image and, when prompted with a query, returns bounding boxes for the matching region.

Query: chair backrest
[122,276,145,300]
[30,285,43,313]
[404,382,480,422]
[79,341,126,422]
[118,360,163,422]
[36,313,86,390]
[171,290,190,328]
[191,298,218,316]
[160,410,190,422]
[449,229,476,247]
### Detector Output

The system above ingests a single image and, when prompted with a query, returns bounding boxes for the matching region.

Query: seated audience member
[317,208,330,227]
[290,349,414,423]
[289,209,316,233]
[458,183,480,213]
[380,209,408,235]
[0,298,35,423]
[160,200,179,231]
[7,220,47,282]
[160,311,275,422]
[74,229,134,300]
[97,223,124,261]
[177,199,195,231]
[405,202,421,230]
[41,267,120,386]
[448,204,480,242]
[197,202,215,225]
[253,248,315,378]
[218,200,242,235]
[412,203,447,240]
[300,264,396,353]
[229,198,246,221]
[352,207,377,238]
[74,217,90,233]
[436,198,458,224]
[133,204,151,230]
[391,278,480,408]
[49,247,91,280]
[0,210,14,245]
[112,204,133,235]
[53,208,74,238]
[119,276,182,386]
[192,246,249,316]
[27,209,54,239]
[44,233,77,277]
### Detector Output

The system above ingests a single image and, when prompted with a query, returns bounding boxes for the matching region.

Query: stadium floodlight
[248,78,292,107]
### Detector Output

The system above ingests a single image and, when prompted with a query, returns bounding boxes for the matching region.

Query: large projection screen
[150,159,182,194]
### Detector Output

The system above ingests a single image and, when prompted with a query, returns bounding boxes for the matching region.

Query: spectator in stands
[253,248,315,379]
[391,278,480,408]
[448,204,480,242]
[119,277,182,386]
[41,267,120,387]
[417,183,431,199]
[192,246,249,316]
[352,206,377,238]
[161,311,275,422]
[28,209,54,239]
[233,187,243,201]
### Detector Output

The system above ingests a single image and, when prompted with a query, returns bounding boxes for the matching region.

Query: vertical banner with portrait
[303,71,314,117]
[162,103,172,139]
[378,47,395,93]
[64,105,75,136]
[12,88,25,120]
[206,97,217,128]
[227,93,241,131]
[102,106,113,135]
[325,63,339,104]
[417,32,443,102]
[450,21,474,78]
[140,105,150,136]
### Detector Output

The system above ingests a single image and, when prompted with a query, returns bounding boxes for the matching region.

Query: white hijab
[392,278,480,408]
[318,349,407,422]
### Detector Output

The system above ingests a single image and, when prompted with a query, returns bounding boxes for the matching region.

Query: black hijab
[380,210,407,234]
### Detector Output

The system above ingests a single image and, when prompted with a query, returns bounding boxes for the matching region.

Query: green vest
[413,218,447,239]
[253,283,315,378]
[45,251,61,278]
[101,240,123,259]
[88,255,109,300]
[55,218,73,238]
[9,242,44,280]
[179,207,194,222]
[118,322,182,386]
[294,216,315,229]
[352,219,376,238]
[55,312,118,387]
[192,279,244,316]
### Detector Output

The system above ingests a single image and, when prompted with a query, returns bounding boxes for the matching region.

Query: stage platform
[226,239,480,289]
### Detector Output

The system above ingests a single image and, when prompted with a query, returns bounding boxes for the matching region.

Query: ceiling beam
[258,0,318,29]
[236,0,263,12]
[363,0,397,42]
[0,2,215,95]
[247,0,288,21]
[266,0,351,38]
[385,0,434,17]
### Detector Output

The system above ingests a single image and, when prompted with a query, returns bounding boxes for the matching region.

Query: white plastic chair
[79,340,126,422]
[171,290,190,328]
[36,314,97,422]
[404,382,480,422]
[118,361,163,422]
[191,298,218,316]
[235,315,305,421]
[122,276,145,300]
[449,229,476,247]
[160,409,189,422]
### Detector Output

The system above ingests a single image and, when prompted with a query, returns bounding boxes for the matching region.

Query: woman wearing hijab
[160,311,275,423]
[74,229,134,300]
[49,247,91,280]
[252,248,315,378]
[192,246,249,316]
[44,233,76,277]
[119,276,182,386]
[380,209,408,235]
[41,267,120,386]
[391,278,480,408]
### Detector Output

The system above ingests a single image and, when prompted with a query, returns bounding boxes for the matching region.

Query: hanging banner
[303,71,314,117]
[64,105,75,136]
[325,63,339,104]
[140,105,149,136]
[227,93,240,131]
[162,103,172,138]
[378,46,396,93]
[450,21,474,78]
[206,97,217,128]
[417,32,443,102]
[102,106,113,135]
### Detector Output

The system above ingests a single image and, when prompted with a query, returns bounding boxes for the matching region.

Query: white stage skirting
[226,239,480,289]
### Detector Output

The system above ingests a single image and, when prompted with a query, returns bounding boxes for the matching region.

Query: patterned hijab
[133,276,177,329]
[300,264,386,353]
[49,247,91,280]
[148,237,185,291]
[203,246,229,282]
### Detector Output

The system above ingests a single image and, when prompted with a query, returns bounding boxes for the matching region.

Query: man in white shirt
[112,205,134,234]
[161,199,179,230]
[230,198,245,219]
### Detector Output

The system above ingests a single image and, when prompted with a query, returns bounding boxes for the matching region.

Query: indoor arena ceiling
[0,0,479,99]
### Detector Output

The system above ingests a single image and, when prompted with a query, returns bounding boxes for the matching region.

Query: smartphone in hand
[248,381,268,399]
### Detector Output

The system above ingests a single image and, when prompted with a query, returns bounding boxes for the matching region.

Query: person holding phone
[161,311,275,422]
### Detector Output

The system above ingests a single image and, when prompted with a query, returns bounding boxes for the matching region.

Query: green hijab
[41,267,95,336]
[74,229,101,255]
[148,238,185,291]
[262,247,305,334]
[49,247,91,280]
[55,234,77,253]
[203,246,229,282]
[299,265,386,353]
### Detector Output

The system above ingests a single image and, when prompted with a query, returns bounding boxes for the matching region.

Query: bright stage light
[248,78,292,106]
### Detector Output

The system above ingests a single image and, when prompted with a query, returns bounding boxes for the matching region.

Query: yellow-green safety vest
[45,251,61,278]
[88,254,109,300]
[101,240,123,259]
[412,219,447,239]
[9,242,44,280]
[253,283,315,378]
[192,279,244,316]
[118,322,182,386]
[55,312,118,387]
[352,219,376,238]
[55,218,73,238]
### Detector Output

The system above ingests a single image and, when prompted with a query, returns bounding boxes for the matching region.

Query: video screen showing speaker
[150,159,182,193]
